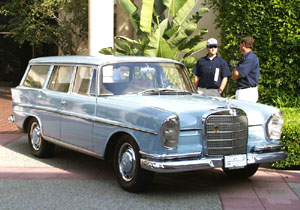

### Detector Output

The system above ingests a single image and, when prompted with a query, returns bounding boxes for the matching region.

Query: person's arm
[194,75,200,88]
[232,69,241,80]
[219,77,228,93]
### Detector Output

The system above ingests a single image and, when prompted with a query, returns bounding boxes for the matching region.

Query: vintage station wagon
[9,55,285,192]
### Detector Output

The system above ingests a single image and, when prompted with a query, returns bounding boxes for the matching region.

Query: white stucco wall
[88,0,114,56]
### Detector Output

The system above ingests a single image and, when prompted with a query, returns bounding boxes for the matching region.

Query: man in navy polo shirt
[232,36,260,102]
[193,38,230,97]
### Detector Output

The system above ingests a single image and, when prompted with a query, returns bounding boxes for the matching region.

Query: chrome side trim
[179,128,201,137]
[13,103,157,135]
[179,133,200,137]
[43,135,103,159]
[180,128,202,131]
[249,124,263,127]
[93,116,157,135]
[139,151,202,160]
[12,103,59,114]
[140,151,286,173]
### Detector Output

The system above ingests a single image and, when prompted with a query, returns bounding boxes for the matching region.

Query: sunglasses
[207,45,218,49]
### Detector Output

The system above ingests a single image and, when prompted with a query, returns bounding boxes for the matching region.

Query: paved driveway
[1,90,300,210]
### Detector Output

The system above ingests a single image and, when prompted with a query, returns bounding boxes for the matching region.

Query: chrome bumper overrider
[8,115,15,122]
[140,151,286,173]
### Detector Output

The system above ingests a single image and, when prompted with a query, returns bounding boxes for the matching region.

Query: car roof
[29,55,182,66]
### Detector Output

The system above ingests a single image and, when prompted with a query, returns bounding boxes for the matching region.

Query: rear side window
[72,66,96,96]
[47,65,74,92]
[23,65,50,88]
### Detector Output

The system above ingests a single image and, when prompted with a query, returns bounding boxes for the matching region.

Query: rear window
[23,65,50,88]
[47,65,74,92]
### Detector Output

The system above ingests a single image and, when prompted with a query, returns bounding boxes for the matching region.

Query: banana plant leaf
[144,19,168,57]
[154,0,166,18]
[181,56,197,68]
[163,0,187,17]
[140,0,154,33]
[164,25,180,39]
[184,40,207,57]
[118,0,139,32]
[157,38,176,59]
[115,36,145,51]
[172,0,199,26]
[99,47,114,55]
[168,8,208,47]
[178,29,207,51]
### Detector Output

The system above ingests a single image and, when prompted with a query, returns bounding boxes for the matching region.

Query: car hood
[105,94,279,129]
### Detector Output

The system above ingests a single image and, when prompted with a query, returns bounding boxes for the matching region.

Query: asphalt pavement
[1,89,300,210]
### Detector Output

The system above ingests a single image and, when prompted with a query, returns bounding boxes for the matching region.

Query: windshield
[99,62,195,95]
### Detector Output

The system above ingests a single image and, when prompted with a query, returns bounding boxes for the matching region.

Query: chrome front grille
[205,110,248,156]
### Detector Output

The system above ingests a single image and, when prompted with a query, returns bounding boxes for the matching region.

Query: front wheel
[114,135,153,192]
[28,118,55,158]
[223,164,259,179]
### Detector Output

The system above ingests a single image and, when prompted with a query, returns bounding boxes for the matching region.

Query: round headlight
[267,111,284,140]
[160,115,180,148]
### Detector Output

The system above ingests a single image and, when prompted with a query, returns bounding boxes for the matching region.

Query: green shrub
[272,108,300,168]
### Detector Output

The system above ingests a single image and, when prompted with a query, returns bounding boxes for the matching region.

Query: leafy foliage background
[0,0,88,55]
[272,108,300,168]
[100,0,208,69]
[204,0,300,107]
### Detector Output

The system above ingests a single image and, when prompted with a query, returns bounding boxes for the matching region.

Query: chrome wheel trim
[30,122,41,151]
[118,142,136,182]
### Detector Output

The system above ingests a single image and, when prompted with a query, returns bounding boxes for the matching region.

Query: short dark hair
[240,36,255,49]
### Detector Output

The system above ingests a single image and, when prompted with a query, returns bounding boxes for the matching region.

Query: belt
[199,86,218,89]
[237,86,257,90]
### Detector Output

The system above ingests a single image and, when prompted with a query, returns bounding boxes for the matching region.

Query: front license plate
[224,154,247,169]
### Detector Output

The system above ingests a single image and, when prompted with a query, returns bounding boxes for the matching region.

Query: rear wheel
[28,118,55,158]
[223,164,259,179]
[114,135,153,192]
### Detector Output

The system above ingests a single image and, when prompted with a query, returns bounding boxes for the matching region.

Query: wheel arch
[104,131,138,162]
[23,116,37,132]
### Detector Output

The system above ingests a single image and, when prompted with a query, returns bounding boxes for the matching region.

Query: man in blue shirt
[193,38,231,97]
[232,36,260,102]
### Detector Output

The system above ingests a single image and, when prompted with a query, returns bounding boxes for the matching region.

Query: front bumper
[140,151,286,173]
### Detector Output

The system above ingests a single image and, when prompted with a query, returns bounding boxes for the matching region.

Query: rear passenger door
[60,65,97,150]
[42,65,74,140]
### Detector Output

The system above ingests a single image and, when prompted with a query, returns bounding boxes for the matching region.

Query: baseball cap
[207,38,218,47]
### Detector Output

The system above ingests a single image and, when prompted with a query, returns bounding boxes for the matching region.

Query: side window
[72,66,96,96]
[47,65,74,92]
[23,65,50,88]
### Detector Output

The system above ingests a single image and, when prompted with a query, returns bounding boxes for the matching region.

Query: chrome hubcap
[31,122,41,151]
[118,143,136,182]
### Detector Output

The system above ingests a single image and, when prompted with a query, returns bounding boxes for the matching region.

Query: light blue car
[9,55,285,192]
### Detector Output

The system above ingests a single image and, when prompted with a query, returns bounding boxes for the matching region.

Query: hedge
[272,108,300,168]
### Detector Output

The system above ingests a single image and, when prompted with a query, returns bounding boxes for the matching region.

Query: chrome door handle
[61,101,67,106]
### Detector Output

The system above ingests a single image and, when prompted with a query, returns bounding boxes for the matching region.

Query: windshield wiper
[138,88,192,95]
